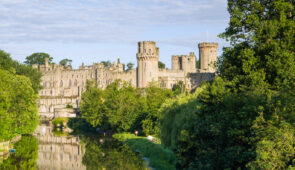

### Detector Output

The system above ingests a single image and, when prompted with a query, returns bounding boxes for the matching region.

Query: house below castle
[34,41,218,118]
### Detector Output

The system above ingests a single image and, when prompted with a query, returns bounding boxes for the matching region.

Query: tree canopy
[24,52,52,65]
[159,0,295,169]
[126,62,134,72]
[0,69,39,141]
[0,50,42,94]
[158,61,165,69]
[80,80,174,135]
[59,58,72,66]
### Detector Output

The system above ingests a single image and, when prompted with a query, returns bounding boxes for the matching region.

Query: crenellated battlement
[36,40,218,118]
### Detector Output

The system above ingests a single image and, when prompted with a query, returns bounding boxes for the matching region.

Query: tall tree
[160,1,295,169]
[219,0,295,91]
[25,52,53,65]
[0,69,39,141]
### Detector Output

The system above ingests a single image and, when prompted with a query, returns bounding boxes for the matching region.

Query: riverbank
[0,135,22,163]
[113,133,176,170]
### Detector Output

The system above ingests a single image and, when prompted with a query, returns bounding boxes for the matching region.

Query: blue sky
[0,0,229,68]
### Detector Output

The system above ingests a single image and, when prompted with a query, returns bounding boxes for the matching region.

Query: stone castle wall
[36,41,218,118]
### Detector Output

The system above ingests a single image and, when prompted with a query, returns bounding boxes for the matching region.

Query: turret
[198,42,218,72]
[136,41,159,88]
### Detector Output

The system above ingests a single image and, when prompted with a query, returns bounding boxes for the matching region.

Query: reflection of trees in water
[0,135,38,170]
[82,137,146,170]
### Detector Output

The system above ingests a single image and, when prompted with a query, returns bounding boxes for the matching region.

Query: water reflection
[82,137,147,170]
[1,123,147,170]
[0,135,38,170]
[35,125,85,170]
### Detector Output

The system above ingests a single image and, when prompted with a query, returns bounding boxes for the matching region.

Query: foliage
[81,80,147,132]
[104,81,146,132]
[66,104,73,108]
[67,118,96,135]
[80,80,173,135]
[24,52,52,66]
[101,61,111,67]
[114,133,176,170]
[0,69,39,141]
[172,80,186,95]
[0,50,42,94]
[126,62,134,71]
[158,61,165,69]
[52,117,68,127]
[142,83,173,135]
[0,135,38,170]
[159,0,295,169]
[219,0,295,91]
[59,58,72,66]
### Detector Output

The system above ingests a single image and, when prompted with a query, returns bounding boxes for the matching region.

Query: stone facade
[35,41,218,118]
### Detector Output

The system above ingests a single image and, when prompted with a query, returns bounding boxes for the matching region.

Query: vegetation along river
[0,121,149,170]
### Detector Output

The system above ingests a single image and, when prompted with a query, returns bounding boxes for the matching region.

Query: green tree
[0,50,42,94]
[104,81,146,132]
[142,82,173,135]
[24,52,52,65]
[80,80,106,128]
[160,1,295,169]
[126,62,134,72]
[158,61,165,69]
[59,58,72,66]
[172,81,186,95]
[0,69,39,141]
[219,0,295,91]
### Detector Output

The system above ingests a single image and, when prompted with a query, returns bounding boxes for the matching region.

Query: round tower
[198,42,218,72]
[137,41,159,88]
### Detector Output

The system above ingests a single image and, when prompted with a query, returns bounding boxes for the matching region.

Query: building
[34,41,218,118]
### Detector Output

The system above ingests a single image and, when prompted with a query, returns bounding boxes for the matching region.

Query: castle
[35,41,218,118]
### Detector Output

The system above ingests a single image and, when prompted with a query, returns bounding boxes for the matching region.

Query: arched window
[149,49,151,54]
[74,80,78,86]
[60,80,63,87]
[69,80,72,87]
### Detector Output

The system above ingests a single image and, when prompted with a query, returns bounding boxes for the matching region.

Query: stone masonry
[34,41,218,118]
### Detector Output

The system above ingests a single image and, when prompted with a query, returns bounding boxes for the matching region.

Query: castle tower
[172,55,180,70]
[198,42,218,72]
[137,41,159,88]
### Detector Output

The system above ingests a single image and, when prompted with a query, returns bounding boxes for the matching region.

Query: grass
[113,133,176,170]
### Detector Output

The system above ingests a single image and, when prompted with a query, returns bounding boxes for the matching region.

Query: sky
[0,0,230,69]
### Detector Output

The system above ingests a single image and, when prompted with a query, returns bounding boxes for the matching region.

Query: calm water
[0,124,147,170]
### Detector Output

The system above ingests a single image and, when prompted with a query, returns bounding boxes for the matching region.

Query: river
[0,123,148,170]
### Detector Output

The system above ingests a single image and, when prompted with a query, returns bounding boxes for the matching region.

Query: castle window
[60,80,63,87]
[149,49,151,54]
[69,80,72,86]
[74,80,78,86]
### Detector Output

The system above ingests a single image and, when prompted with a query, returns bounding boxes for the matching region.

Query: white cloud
[0,0,229,45]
